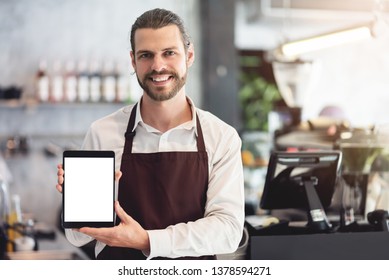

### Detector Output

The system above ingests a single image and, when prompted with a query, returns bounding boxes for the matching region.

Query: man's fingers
[56,163,64,193]
[79,226,108,237]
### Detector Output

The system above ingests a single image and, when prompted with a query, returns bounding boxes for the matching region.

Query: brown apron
[97,103,214,259]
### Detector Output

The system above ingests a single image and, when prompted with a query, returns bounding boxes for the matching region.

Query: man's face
[130,25,194,102]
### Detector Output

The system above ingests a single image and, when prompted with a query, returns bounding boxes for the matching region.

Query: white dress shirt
[65,97,245,259]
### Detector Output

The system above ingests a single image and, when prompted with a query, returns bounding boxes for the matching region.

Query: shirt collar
[131,96,198,136]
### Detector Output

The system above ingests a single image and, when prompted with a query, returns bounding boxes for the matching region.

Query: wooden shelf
[0,98,129,109]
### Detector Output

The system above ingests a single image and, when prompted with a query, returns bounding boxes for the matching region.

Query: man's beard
[137,70,187,102]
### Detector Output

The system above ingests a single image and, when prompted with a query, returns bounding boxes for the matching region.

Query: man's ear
[186,43,195,67]
[130,51,136,70]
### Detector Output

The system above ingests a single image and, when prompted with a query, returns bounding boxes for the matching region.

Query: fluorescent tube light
[279,24,373,59]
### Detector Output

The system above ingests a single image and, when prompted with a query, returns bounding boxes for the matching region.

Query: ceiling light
[275,23,373,61]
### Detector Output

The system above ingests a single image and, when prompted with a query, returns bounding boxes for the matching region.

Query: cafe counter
[5,226,90,260]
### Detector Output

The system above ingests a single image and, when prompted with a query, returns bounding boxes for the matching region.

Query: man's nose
[151,55,166,72]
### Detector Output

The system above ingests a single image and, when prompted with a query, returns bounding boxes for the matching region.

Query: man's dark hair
[130,8,191,53]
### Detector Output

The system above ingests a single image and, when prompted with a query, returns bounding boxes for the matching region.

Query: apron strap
[195,113,206,152]
[123,102,206,153]
[123,103,138,155]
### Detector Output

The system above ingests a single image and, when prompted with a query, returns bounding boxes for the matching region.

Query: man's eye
[139,53,151,59]
[165,51,175,56]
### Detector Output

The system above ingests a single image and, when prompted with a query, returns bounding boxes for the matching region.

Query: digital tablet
[62,150,115,228]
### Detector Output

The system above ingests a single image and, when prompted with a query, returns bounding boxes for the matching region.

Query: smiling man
[133,25,190,103]
[57,8,244,260]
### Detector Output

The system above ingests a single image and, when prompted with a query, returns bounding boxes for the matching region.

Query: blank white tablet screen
[64,157,114,222]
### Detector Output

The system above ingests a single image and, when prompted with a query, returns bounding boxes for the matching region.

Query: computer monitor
[260,151,342,232]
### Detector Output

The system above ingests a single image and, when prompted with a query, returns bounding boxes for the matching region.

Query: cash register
[247,151,389,259]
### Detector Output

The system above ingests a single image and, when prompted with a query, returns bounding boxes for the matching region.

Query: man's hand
[78,201,150,251]
[55,164,147,250]
[56,164,64,193]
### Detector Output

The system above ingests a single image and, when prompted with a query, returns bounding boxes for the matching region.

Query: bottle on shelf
[102,60,117,103]
[89,59,102,103]
[64,60,78,103]
[77,60,90,102]
[116,61,131,103]
[6,194,22,252]
[36,60,50,102]
[50,60,64,103]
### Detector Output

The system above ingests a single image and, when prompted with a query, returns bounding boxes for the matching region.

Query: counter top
[5,227,90,260]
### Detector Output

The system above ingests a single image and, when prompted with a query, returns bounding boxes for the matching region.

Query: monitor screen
[260,151,342,211]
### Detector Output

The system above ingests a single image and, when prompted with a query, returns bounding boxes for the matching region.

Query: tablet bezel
[62,150,115,228]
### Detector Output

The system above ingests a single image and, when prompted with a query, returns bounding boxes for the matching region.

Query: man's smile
[150,75,173,84]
